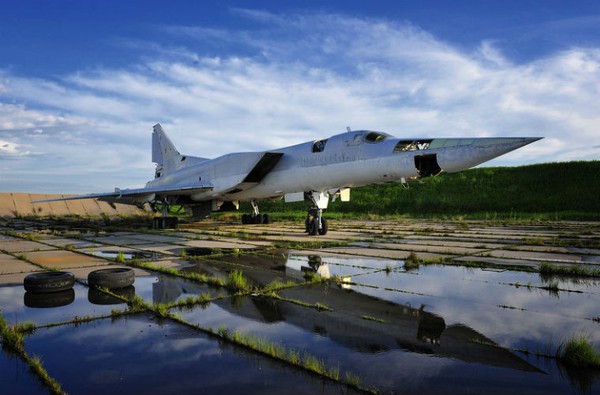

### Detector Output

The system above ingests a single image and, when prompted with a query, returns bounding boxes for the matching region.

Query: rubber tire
[88,268,135,289]
[24,289,75,308]
[308,218,318,236]
[242,214,250,224]
[24,271,75,293]
[262,214,271,224]
[318,217,328,236]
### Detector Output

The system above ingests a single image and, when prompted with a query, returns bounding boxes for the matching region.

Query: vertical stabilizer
[152,124,182,176]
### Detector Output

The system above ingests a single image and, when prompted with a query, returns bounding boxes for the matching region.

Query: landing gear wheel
[24,271,75,293]
[308,218,318,236]
[88,268,135,289]
[153,216,179,229]
[262,214,271,224]
[242,214,250,224]
[318,217,328,235]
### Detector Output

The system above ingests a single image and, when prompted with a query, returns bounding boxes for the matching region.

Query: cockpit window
[312,139,328,153]
[364,132,388,143]
[393,139,433,152]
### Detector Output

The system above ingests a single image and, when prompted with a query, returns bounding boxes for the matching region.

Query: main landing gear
[239,192,329,236]
[151,200,180,229]
[241,200,271,224]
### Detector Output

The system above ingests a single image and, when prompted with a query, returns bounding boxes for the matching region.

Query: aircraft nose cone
[437,137,543,172]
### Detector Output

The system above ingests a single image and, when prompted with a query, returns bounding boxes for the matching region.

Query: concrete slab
[85,235,156,246]
[0,272,31,286]
[391,238,506,249]
[183,239,258,250]
[133,243,180,255]
[37,238,103,249]
[320,247,449,260]
[478,249,584,264]
[0,253,41,274]
[360,241,482,255]
[453,256,540,268]
[0,239,57,253]
[125,233,190,244]
[23,250,108,269]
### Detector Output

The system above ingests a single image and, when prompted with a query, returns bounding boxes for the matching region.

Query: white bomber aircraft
[35,124,541,235]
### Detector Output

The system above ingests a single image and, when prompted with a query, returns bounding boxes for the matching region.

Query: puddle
[23,313,357,395]
[133,274,227,305]
[174,252,600,393]
[87,250,163,260]
[182,247,233,256]
[2,240,599,394]
[0,350,47,395]
[0,283,126,326]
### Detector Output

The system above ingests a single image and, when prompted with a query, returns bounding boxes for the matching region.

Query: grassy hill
[251,161,600,220]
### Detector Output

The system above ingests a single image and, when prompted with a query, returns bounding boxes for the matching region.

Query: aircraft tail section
[152,124,182,176]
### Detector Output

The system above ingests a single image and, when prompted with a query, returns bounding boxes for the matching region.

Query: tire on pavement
[24,271,75,293]
[88,268,135,289]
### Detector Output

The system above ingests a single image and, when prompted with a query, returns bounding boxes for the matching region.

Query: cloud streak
[0,10,598,193]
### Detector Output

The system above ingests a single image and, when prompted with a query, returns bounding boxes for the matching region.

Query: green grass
[403,252,421,270]
[557,336,600,369]
[540,262,600,278]
[0,316,66,394]
[115,251,126,263]
[244,161,600,220]
[226,270,250,292]
[362,315,387,323]
[0,316,27,352]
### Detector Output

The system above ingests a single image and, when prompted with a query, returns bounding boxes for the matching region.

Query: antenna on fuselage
[346,126,351,132]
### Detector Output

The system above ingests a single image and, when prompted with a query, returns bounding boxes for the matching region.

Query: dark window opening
[394,139,433,152]
[312,139,328,153]
[364,132,387,143]
[181,156,187,162]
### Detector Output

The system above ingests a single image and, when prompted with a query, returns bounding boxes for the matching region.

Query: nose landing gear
[304,191,329,236]
[305,205,328,235]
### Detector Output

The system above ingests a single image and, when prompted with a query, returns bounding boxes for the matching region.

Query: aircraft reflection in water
[148,256,540,373]
[34,124,541,235]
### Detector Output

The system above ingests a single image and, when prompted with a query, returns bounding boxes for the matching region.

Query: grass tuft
[227,270,250,292]
[404,252,420,270]
[557,336,600,368]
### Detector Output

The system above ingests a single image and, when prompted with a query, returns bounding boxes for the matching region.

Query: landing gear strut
[151,200,179,229]
[305,192,328,236]
[241,200,271,224]
[305,206,328,236]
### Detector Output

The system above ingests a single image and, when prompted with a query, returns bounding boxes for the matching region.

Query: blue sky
[1,1,599,193]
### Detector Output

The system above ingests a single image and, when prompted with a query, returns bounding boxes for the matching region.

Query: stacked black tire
[24,271,75,293]
[23,271,76,308]
[87,268,135,289]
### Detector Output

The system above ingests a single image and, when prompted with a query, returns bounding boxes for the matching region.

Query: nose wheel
[305,205,328,236]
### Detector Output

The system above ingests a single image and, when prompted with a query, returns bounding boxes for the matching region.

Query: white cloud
[0,10,598,193]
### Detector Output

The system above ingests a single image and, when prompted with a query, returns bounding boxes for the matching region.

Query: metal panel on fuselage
[229,131,421,201]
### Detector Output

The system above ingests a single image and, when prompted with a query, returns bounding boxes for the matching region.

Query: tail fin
[152,124,182,177]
